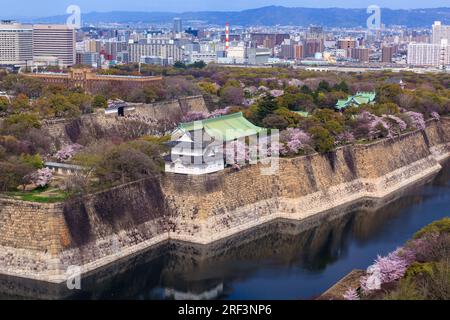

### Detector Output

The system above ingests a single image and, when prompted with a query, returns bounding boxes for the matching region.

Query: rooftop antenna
[225,22,230,51]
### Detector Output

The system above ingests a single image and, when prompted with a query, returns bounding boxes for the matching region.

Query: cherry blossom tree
[343,288,360,301]
[225,140,249,166]
[360,248,412,294]
[406,111,426,131]
[30,168,53,188]
[55,144,83,162]
[279,128,312,156]
[431,111,440,121]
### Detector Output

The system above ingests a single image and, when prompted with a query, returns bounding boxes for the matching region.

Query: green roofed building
[166,112,265,175]
[293,111,310,118]
[335,92,376,111]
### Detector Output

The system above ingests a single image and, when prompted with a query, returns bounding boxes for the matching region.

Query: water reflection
[0,161,449,300]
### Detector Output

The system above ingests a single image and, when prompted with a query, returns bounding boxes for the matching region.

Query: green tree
[317,80,331,93]
[11,93,30,113]
[333,81,350,93]
[256,95,278,121]
[48,94,80,118]
[92,95,108,109]
[0,158,34,191]
[309,126,335,153]
[262,114,289,130]
[3,113,41,132]
[20,154,44,169]
[0,96,9,112]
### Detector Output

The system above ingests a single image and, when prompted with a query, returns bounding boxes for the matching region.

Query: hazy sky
[2,0,450,18]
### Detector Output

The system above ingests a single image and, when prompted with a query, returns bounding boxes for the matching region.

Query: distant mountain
[27,6,450,27]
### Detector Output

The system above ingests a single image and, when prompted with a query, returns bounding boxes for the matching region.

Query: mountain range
[26,6,450,27]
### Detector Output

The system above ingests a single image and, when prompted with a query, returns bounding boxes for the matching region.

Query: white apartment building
[407,40,450,67]
[0,21,33,66]
[432,21,450,45]
[190,52,217,64]
[33,24,76,67]
[128,43,184,64]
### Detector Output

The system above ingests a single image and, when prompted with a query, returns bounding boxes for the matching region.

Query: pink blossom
[183,111,210,122]
[384,115,407,132]
[225,140,249,165]
[406,111,426,131]
[55,144,83,162]
[269,89,285,97]
[360,247,412,293]
[209,107,231,118]
[343,288,360,301]
[336,131,356,145]
[280,128,311,155]
[183,108,231,122]
[431,111,440,121]
[30,168,53,188]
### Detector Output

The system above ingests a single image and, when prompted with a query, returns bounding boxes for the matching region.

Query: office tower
[407,40,450,67]
[308,26,324,39]
[280,44,295,59]
[350,47,370,62]
[381,45,398,63]
[294,44,304,60]
[337,38,357,51]
[0,21,33,66]
[304,39,324,57]
[33,24,76,67]
[76,52,100,67]
[250,33,289,49]
[173,18,183,34]
[432,21,450,45]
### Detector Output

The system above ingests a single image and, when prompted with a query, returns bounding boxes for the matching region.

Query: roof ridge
[180,112,243,128]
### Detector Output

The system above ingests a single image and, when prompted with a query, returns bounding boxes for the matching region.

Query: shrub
[308,126,335,153]
[383,278,425,300]
[92,95,108,109]
[414,218,450,239]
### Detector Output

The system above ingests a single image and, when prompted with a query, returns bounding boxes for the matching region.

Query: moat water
[1,161,449,300]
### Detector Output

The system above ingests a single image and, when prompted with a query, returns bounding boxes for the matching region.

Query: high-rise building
[250,33,289,49]
[0,21,33,66]
[308,26,324,39]
[407,40,450,67]
[173,18,183,34]
[33,24,76,67]
[381,45,398,63]
[432,21,450,45]
[350,47,370,62]
[280,43,296,60]
[76,52,100,67]
[304,39,324,57]
[128,43,184,64]
[337,38,357,51]
[294,44,304,60]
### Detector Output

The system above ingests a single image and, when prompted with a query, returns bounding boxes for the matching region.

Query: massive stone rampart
[0,118,448,283]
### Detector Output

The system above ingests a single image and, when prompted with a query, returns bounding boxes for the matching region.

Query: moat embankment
[0,118,449,284]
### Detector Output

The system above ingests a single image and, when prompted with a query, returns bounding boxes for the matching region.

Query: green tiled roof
[293,111,310,118]
[179,112,264,142]
[335,92,376,110]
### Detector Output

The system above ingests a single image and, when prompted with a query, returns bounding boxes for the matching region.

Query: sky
[1,0,450,18]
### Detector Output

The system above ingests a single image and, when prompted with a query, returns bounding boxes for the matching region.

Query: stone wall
[42,95,208,145]
[0,118,448,283]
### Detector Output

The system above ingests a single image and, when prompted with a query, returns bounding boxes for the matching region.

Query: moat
[0,161,449,300]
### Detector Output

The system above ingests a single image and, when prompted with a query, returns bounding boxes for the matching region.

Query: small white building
[165,112,264,175]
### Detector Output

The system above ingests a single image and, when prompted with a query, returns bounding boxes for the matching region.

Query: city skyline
[1,0,450,18]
